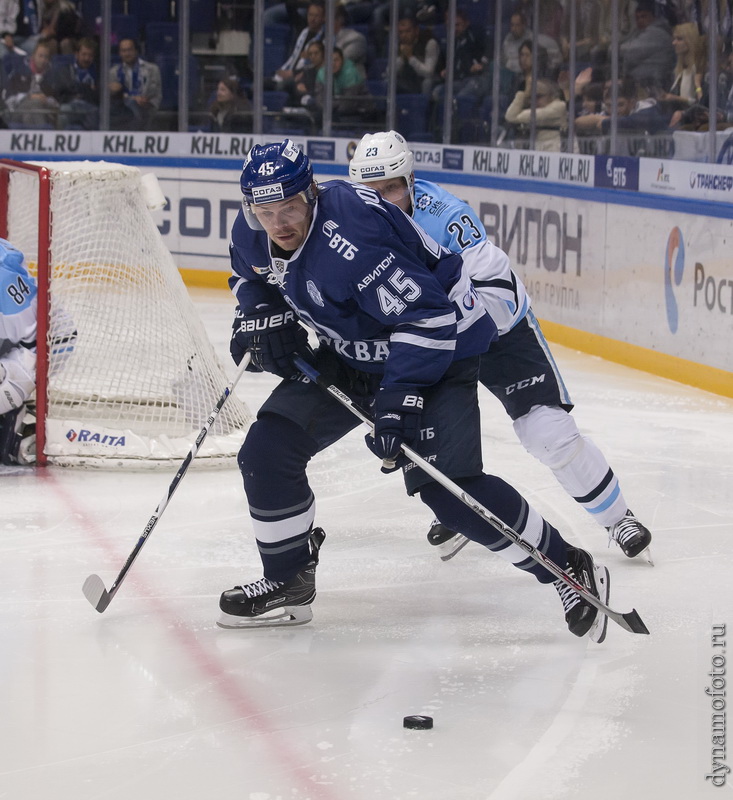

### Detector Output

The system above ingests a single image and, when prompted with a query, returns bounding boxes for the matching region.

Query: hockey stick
[82,354,252,613]
[292,356,649,637]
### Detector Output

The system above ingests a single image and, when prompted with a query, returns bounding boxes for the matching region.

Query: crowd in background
[0,0,732,157]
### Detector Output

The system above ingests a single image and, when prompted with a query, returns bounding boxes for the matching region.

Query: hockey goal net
[0,159,252,467]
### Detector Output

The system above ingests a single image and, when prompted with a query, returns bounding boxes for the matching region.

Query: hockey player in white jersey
[220,139,611,642]
[0,239,37,465]
[349,130,652,562]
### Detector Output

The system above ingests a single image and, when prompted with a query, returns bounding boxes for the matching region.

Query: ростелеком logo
[664,227,684,333]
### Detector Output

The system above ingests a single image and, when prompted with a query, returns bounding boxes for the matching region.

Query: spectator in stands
[575,75,671,137]
[432,7,487,105]
[657,22,704,117]
[395,14,440,95]
[1,0,83,57]
[571,80,607,153]
[591,0,639,80]
[372,0,426,51]
[208,77,251,132]
[0,0,25,57]
[665,30,729,132]
[502,11,562,78]
[504,76,569,150]
[502,12,527,74]
[48,36,98,130]
[109,38,162,131]
[313,45,373,127]
[512,0,565,45]
[430,6,493,135]
[579,81,605,115]
[4,39,59,128]
[24,0,84,56]
[293,39,324,107]
[560,0,603,64]
[619,0,675,90]
[334,5,367,78]
[513,38,550,96]
[268,0,325,96]
[718,49,733,122]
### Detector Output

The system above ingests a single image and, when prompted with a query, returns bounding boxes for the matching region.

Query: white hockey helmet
[348,130,415,210]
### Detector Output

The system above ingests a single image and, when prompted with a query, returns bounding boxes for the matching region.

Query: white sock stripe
[251,501,315,543]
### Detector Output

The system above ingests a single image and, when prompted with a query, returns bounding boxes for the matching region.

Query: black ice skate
[217,528,325,629]
[427,519,470,561]
[554,545,610,643]
[607,510,653,564]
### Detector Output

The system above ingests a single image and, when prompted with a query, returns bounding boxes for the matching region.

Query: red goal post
[0,159,251,467]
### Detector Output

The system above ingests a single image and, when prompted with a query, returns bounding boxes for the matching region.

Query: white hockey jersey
[0,239,37,414]
[0,239,37,357]
[412,178,529,336]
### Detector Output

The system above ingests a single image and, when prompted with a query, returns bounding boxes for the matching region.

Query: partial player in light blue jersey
[0,238,37,465]
[349,131,652,563]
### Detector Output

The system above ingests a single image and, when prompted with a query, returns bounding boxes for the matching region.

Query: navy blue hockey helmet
[240,140,316,228]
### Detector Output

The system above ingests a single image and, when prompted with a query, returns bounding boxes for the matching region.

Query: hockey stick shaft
[293,356,649,636]
[82,354,251,612]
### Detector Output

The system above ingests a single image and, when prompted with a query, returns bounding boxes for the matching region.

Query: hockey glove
[366,389,423,473]
[230,306,310,379]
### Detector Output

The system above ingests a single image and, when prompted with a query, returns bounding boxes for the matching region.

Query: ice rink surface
[1,288,732,800]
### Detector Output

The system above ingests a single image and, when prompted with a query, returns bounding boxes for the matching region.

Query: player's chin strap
[291,355,650,638]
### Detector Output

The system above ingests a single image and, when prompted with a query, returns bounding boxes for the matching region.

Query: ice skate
[217,528,325,629]
[427,519,470,561]
[0,405,36,466]
[607,510,653,564]
[554,545,610,643]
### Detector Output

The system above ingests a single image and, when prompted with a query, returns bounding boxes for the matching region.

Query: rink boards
[0,131,730,396]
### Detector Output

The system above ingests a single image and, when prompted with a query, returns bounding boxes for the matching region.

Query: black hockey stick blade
[618,608,650,635]
[82,574,113,613]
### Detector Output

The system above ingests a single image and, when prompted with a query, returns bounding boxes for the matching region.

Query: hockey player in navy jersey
[348,130,652,563]
[0,239,37,465]
[220,139,611,641]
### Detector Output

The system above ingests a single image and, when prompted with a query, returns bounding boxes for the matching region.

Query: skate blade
[639,546,654,566]
[438,534,471,561]
[216,604,313,629]
[589,565,610,644]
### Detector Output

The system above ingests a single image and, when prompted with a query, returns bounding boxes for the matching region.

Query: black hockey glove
[366,389,423,473]
[230,306,310,379]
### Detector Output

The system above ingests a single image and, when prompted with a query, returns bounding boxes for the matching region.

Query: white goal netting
[4,160,251,467]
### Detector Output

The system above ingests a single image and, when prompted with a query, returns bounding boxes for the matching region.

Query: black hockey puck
[403,715,433,730]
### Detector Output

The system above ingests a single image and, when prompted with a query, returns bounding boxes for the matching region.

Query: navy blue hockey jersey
[229,180,496,393]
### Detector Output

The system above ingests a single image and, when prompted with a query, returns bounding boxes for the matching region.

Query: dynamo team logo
[664,227,684,333]
[462,287,477,311]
